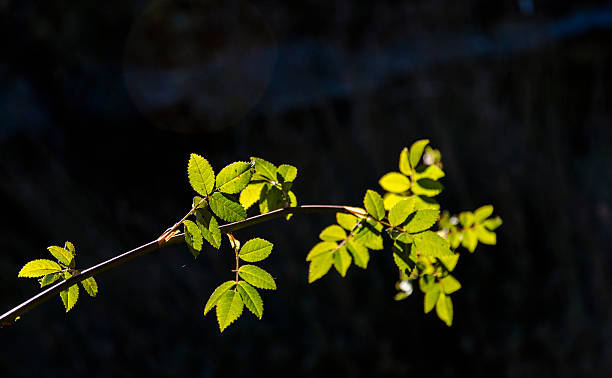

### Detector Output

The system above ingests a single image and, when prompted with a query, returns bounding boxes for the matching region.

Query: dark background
[2,0,612,377]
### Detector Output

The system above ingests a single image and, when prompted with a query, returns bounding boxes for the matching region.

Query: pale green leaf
[413,195,440,210]
[346,239,369,269]
[474,205,494,222]
[193,196,208,209]
[461,229,478,252]
[209,192,246,222]
[40,273,61,288]
[411,178,444,197]
[239,182,265,210]
[449,233,462,249]
[409,139,430,168]
[238,265,277,290]
[306,241,337,261]
[336,213,359,230]
[483,216,503,230]
[475,225,497,245]
[250,157,277,181]
[441,275,461,294]
[60,284,79,312]
[353,219,384,250]
[195,209,222,249]
[188,154,215,196]
[47,246,73,266]
[319,225,347,242]
[436,292,453,326]
[364,190,385,220]
[388,198,416,227]
[393,249,411,272]
[204,281,236,315]
[285,190,298,220]
[413,231,453,257]
[438,254,459,271]
[81,277,98,297]
[236,281,263,319]
[333,246,352,277]
[399,147,411,175]
[216,290,244,332]
[184,220,203,255]
[18,259,62,278]
[258,186,285,214]
[459,212,475,227]
[419,274,436,292]
[239,238,274,262]
[308,253,334,283]
[403,209,440,233]
[216,161,253,194]
[414,164,445,181]
[64,241,76,255]
[424,285,440,313]
[394,291,410,301]
[379,172,411,193]
[276,164,297,183]
[383,193,408,210]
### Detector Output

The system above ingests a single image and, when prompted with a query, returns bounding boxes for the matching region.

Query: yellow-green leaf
[333,246,352,277]
[276,164,297,183]
[346,239,369,269]
[403,209,439,233]
[413,231,453,257]
[336,213,359,230]
[196,208,222,249]
[306,241,337,261]
[441,275,461,294]
[475,225,497,245]
[188,154,215,196]
[461,229,478,252]
[216,290,244,332]
[459,211,475,227]
[238,265,277,290]
[411,178,444,197]
[483,216,503,230]
[239,182,265,210]
[438,254,459,271]
[40,273,61,288]
[409,139,430,168]
[239,238,273,262]
[399,147,411,175]
[364,189,385,220]
[474,205,494,223]
[216,161,253,194]
[308,253,334,283]
[209,192,247,222]
[388,198,416,227]
[204,281,236,315]
[436,292,453,326]
[81,277,98,297]
[379,172,411,193]
[383,193,408,210]
[47,246,73,266]
[18,259,62,278]
[60,284,79,312]
[424,285,440,313]
[414,164,445,181]
[250,157,277,181]
[319,225,347,242]
[236,281,263,319]
[184,220,203,256]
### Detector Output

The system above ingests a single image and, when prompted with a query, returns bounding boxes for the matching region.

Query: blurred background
[1,0,612,377]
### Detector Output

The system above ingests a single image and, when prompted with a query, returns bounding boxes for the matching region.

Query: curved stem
[0,205,360,326]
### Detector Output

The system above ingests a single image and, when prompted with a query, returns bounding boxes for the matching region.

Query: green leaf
[306,241,337,261]
[40,273,61,288]
[81,277,98,297]
[388,198,416,227]
[216,161,253,194]
[239,238,274,262]
[308,253,335,283]
[424,285,440,313]
[184,220,203,255]
[336,213,359,230]
[438,254,459,271]
[195,209,222,249]
[364,190,385,220]
[436,292,453,326]
[193,196,208,209]
[411,178,444,197]
[409,139,430,168]
[353,219,384,250]
[413,195,440,210]
[18,259,62,278]
[461,229,478,252]
[319,225,347,242]
[379,172,411,193]
[239,182,265,210]
[209,192,247,222]
[449,233,462,249]
[399,147,411,175]
[216,290,244,332]
[414,164,445,180]
[383,193,408,210]
[403,209,440,233]
[238,265,277,290]
[346,239,369,269]
[47,246,73,266]
[236,281,263,319]
[333,246,352,277]
[475,225,497,245]
[419,274,436,292]
[250,157,277,181]
[60,284,79,313]
[276,164,297,182]
[459,212,475,227]
[188,154,215,196]
[64,241,76,255]
[441,275,461,294]
[258,186,285,214]
[204,281,236,315]
[474,205,494,222]
[483,216,503,230]
[393,243,414,272]
[413,231,453,257]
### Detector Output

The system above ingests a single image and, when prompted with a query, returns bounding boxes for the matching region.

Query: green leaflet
[459,212,475,227]
[353,219,384,250]
[216,290,244,332]
[333,246,352,277]
[239,238,273,262]
[209,192,247,222]
[193,196,208,209]
[308,252,334,283]
[414,165,445,181]
[436,292,453,326]
[419,274,436,292]
[236,281,263,319]
[484,216,503,230]
[196,209,222,249]
[346,239,369,269]
[276,164,297,183]
[250,157,277,181]
[238,265,277,290]
[441,275,461,294]
[364,190,385,220]
[409,139,429,168]
[411,178,444,197]
[424,285,440,313]
[449,233,462,249]
[475,225,496,245]
[379,172,411,193]
[413,231,453,257]
[188,154,215,196]
[306,241,338,261]
[461,229,478,252]
[60,283,79,312]
[438,254,459,272]
[413,195,440,210]
[474,205,494,222]
[383,193,408,210]
[81,277,98,297]
[388,198,416,227]
[336,213,359,230]
[18,259,62,278]
[216,161,253,194]
[319,225,347,242]
[392,246,412,272]
[399,147,411,176]
[258,186,285,214]
[48,246,73,266]
[403,209,440,233]
[184,220,203,256]
[64,241,76,255]
[239,182,265,210]
[40,273,61,288]
[204,281,236,315]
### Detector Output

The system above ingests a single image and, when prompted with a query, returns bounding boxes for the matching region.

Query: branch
[0,205,363,325]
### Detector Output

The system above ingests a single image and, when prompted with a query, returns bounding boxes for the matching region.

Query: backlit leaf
[239,238,273,262]
[364,190,385,220]
[184,220,203,255]
[196,209,222,249]
[250,157,277,181]
[308,253,334,283]
[419,274,436,292]
[399,147,411,175]
[276,164,297,183]
[379,172,411,193]
[438,254,459,271]
[474,205,494,223]
[441,275,461,294]
[238,265,277,290]
[258,186,285,214]
[459,212,475,227]
[388,198,416,227]
[64,241,76,255]
[188,154,215,196]
[204,281,236,315]
[236,281,263,319]
[413,195,440,210]
[383,193,408,210]
[414,164,445,181]
[346,239,369,269]
[353,219,384,250]
[436,292,453,326]
[412,178,444,197]
[424,285,440,313]
[475,225,497,245]
[47,246,73,266]
[403,209,440,233]
[333,246,352,277]
[216,161,253,194]
[413,231,453,257]
[461,229,478,252]
[81,277,98,297]
[239,182,265,210]
[60,284,79,312]
[336,213,359,230]
[319,225,347,242]
[40,273,61,288]
[18,259,62,278]
[209,192,246,222]
[483,216,503,230]
[216,290,244,332]
[409,139,430,168]
[306,241,337,261]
